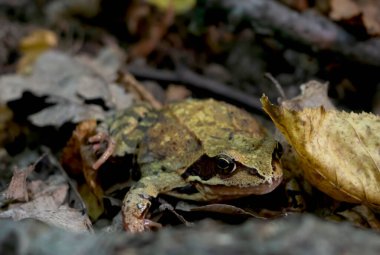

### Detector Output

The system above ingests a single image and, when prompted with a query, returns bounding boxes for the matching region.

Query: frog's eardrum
[261,96,380,209]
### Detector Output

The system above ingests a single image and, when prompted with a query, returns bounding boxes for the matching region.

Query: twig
[209,0,380,67]
[118,72,163,110]
[125,65,263,113]
[264,73,287,99]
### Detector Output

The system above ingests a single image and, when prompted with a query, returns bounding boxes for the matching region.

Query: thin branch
[125,65,263,113]
[209,0,380,67]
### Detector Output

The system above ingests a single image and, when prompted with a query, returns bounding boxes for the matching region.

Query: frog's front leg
[122,172,187,232]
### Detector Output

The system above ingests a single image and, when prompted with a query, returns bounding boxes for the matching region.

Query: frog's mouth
[172,157,283,201]
[170,174,282,202]
[193,175,283,201]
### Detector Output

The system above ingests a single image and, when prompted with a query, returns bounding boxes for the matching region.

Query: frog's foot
[122,197,153,232]
[123,218,162,232]
[88,132,116,170]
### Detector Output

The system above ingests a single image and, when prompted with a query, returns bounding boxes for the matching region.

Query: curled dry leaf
[278,81,335,179]
[261,96,380,208]
[61,120,105,220]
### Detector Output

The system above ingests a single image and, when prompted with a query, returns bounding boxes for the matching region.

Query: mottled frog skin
[90,99,283,232]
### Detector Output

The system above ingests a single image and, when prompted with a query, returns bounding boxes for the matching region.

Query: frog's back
[105,103,160,157]
[137,99,267,176]
[169,99,267,155]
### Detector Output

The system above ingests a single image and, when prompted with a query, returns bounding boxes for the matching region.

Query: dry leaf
[176,202,267,219]
[0,154,93,232]
[147,0,196,14]
[280,80,335,110]
[0,105,21,148]
[61,120,105,220]
[3,165,34,202]
[0,50,132,127]
[330,0,380,36]
[261,96,380,208]
[165,84,191,103]
[334,205,380,229]
[0,197,92,233]
[17,29,58,74]
[278,81,336,178]
[330,0,361,20]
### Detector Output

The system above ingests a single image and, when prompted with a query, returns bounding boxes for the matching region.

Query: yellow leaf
[147,0,196,14]
[261,96,380,209]
[17,29,58,74]
[78,183,104,221]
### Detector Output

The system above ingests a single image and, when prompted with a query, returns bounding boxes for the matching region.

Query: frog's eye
[215,154,236,175]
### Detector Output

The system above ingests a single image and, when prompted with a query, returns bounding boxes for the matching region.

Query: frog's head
[179,134,283,201]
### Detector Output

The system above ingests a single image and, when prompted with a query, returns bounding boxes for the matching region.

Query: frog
[87,99,283,232]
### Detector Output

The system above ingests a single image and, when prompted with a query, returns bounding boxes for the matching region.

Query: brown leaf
[261,96,380,208]
[0,197,92,233]
[280,80,335,110]
[334,205,380,229]
[61,120,105,220]
[0,49,132,128]
[165,84,191,103]
[175,201,281,219]
[17,29,58,74]
[330,0,361,20]
[4,165,34,202]
[330,0,380,36]
[279,81,336,178]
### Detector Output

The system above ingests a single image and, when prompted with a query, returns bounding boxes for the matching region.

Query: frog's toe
[143,219,162,230]
[88,132,108,143]
[89,135,116,170]
[123,218,161,232]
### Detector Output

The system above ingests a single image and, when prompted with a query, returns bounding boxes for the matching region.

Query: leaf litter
[0,151,93,233]
[0,47,133,128]
[262,94,380,208]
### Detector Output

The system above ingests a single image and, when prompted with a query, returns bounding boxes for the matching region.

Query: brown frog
[88,99,283,232]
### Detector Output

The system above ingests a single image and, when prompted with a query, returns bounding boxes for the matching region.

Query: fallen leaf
[147,0,196,14]
[0,155,93,233]
[17,29,58,74]
[78,183,104,221]
[0,50,132,128]
[261,96,380,208]
[61,120,105,220]
[333,205,380,230]
[165,84,192,103]
[280,80,335,110]
[28,103,104,127]
[330,0,380,36]
[3,165,34,202]
[0,105,21,148]
[175,201,283,219]
[0,197,92,233]
[330,0,361,20]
